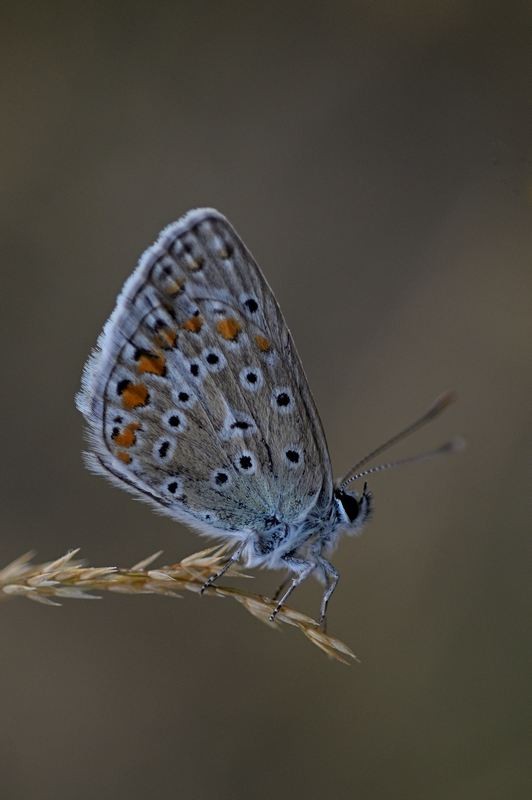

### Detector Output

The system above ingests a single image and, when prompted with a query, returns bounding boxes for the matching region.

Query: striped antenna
[337,391,460,490]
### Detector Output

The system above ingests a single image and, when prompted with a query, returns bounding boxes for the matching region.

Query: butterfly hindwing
[77,209,334,536]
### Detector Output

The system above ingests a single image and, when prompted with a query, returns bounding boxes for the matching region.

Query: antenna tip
[451,435,466,452]
[427,390,457,418]
[442,435,466,454]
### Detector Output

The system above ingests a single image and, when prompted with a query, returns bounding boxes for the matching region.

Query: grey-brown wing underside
[77,208,334,537]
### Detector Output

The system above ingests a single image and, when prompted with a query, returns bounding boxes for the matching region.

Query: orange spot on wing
[165,279,184,297]
[116,450,132,464]
[155,328,177,348]
[186,256,204,271]
[137,353,166,376]
[121,383,149,409]
[181,315,203,333]
[255,335,271,352]
[114,422,140,448]
[216,317,242,341]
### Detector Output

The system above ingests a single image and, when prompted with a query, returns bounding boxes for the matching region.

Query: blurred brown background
[1,2,530,798]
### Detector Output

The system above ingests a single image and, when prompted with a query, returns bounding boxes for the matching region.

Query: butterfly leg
[271,575,291,603]
[200,538,249,594]
[316,557,340,632]
[269,553,315,622]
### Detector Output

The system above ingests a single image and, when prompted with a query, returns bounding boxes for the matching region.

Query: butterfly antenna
[338,390,459,490]
[340,437,465,486]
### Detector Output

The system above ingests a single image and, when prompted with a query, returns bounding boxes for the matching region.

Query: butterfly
[77,208,460,628]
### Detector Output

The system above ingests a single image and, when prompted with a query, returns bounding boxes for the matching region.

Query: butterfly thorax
[244,484,373,569]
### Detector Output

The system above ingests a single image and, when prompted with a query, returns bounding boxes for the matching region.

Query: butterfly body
[77,208,373,622]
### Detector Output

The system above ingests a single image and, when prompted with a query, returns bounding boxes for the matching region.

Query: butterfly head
[333,483,373,535]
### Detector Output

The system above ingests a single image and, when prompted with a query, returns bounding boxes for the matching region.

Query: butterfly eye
[334,489,360,523]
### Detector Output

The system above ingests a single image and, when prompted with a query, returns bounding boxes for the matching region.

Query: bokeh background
[1,2,530,798]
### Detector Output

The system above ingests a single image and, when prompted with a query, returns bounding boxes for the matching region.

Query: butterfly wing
[77,209,334,538]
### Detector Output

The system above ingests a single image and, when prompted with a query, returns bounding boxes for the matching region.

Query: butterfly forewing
[78,209,333,535]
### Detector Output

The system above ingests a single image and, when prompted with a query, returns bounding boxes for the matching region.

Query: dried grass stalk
[0,546,357,664]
